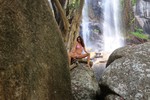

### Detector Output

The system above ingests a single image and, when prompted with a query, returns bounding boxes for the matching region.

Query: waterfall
[81,0,90,49]
[82,0,124,52]
[102,0,124,53]
[82,0,103,52]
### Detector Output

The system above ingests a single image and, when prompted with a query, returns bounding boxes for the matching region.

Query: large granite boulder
[71,63,100,100]
[0,0,73,100]
[100,42,150,100]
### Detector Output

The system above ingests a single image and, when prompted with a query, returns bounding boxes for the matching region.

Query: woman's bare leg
[68,52,77,65]
[87,53,90,67]
[78,53,90,67]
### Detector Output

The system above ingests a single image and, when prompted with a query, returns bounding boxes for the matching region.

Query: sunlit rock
[100,42,150,99]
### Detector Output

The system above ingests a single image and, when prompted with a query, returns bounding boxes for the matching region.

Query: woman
[68,36,90,67]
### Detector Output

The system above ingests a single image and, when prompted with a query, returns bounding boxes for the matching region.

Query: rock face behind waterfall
[71,63,100,100]
[0,1,73,100]
[135,0,150,34]
[100,42,150,100]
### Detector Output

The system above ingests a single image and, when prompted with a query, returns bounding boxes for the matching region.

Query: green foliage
[129,18,135,25]
[132,0,137,6]
[93,29,99,33]
[121,0,124,8]
[68,0,80,9]
[130,28,149,39]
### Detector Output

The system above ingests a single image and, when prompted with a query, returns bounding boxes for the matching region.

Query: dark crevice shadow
[95,84,124,100]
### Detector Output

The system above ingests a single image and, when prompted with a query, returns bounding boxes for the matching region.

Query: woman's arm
[83,47,88,54]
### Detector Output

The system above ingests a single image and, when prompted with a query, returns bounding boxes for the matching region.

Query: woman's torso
[75,43,83,55]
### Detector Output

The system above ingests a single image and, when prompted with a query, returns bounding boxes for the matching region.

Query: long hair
[77,36,85,47]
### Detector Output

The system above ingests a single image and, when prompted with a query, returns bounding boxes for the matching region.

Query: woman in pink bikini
[68,36,90,67]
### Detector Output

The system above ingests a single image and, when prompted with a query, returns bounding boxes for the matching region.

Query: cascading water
[81,0,125,64]
[81,0,90,48]
[102,0,124,53]
[82,0,103,52]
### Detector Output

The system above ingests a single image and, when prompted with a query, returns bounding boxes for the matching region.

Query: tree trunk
[0,0,73,99]
[51,0,85,51]
[66,0,85,51]
[52,0,70,39]
[123,0,135,33]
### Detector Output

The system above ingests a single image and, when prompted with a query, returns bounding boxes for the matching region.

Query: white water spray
[82,0,90,48]
[102,0,124,53]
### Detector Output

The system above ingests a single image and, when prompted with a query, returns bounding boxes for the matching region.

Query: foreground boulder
[71,63,100,100]
[100,42,150,100]
[0,0,73,100]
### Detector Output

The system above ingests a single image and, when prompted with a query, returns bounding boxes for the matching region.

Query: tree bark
[51,0,85,51]
[123,0,135,32]
[0,0,73,99]
[52,0,70,35]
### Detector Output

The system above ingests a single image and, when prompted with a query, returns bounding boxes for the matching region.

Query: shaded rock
[135,0,150,34]
[105,95,123,100]
[70,59,93,71]
[100,42,150,99]
[71,63,100,100]
[125,35,148,45]
[92,63,106,81]
[143,20,150,34]
[0,0,73,100]
[98,84,122,100]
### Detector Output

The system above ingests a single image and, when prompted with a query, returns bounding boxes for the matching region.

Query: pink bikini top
[76,44,82,49]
